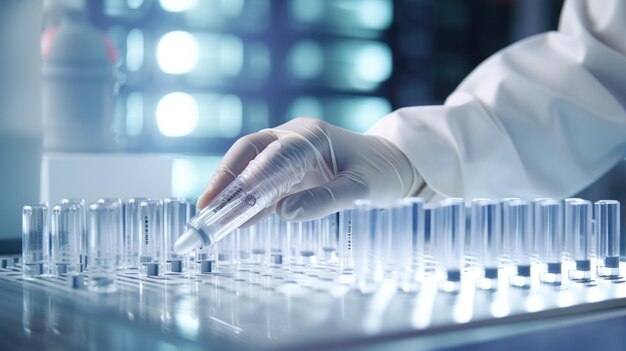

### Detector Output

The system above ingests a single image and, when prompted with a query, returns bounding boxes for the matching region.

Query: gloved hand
[197,117,424,222]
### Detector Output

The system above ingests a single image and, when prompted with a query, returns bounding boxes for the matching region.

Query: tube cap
[174,229,203,255]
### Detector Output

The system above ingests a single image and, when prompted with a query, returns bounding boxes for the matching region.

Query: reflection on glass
[157,31,199,74]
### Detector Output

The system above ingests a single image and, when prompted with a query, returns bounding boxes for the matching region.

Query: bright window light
[157,31,199,74]
[159,0,197,12]
[156,92,199,137]
[126,92,143,136]
[355,43,392,82]
[356,0,392,30]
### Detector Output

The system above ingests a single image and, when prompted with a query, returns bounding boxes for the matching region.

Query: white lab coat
[369,0,626,201]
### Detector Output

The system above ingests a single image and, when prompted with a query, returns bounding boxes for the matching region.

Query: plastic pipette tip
[173,229,203,255]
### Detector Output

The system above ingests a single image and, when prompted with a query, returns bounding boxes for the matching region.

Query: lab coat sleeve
[368,0,626,200]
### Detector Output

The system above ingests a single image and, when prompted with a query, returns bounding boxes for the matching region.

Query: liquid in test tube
[163,198,189,273]
[22,204,48,277]
[298,220,318,264]
[269,214,288,265]
[568,199,593,281]
[595,200,621,278]
[537,199,563,284]
[503,199,533,287]
[433,198,465,291]
[471,199,502,289]
[50,203,82,276]
[319,214,338,262]
[139,200,163,276]
[87,202,118,292]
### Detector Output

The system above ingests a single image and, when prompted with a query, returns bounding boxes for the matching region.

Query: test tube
[532,198,551,262]
[471,199,502,285]
[298,220,318,263]
[338,209,354,271]
[22,204,48,277]
[375,208,392,279]
[97,198,123,269]
[163,198,189,273]
[60,198,86,270]
[418,207,436,277]
[320,213,338,262]
[286,221,301,265]
[407,198,425,280]
[391,198,415,290]
[563,198,584,262]
[568,199,593,281]
[352,200,374,291]
[267,214,286,265]
[138,200,163,276]
[50,203,81,276]
[123,198,148,269]
[537,199,564,284]
[595,200,621,278]
[250,217,270,265]
[433,198,465,287]
[503,199,533,287]
[87,202,118,292]
[216,231,236,265]
[236,226,252,264]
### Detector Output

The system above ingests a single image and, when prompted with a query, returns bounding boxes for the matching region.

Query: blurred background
[85,0,564,198]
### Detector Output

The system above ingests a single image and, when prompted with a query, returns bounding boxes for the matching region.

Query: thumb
[276,174,367,221]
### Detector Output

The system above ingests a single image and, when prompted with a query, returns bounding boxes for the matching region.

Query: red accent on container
[41,27,59,60]
[102,35,118,63]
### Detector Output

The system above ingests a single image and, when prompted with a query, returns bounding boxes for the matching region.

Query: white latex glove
[197,117,424,222]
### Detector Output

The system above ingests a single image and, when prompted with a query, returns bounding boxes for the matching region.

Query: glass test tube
[22,204,48,277]
[503,199,533,285]
[60,198,86,270]
[50,203,82,276]
[419,207,436,276]
[124,198,148,269]
[97,198,123,269]
[433,198,465,284]
[537,199,563,283]
[532,198,551,263]
[391,198,414,289]
[250,217,270,265]
[352,200,374,291]
[163,198,189,273]
[471,199,502,282]
[375,208,392,279]
[269,214,289,265]
[320,213,338,262]
[139,200,163,276]
[568,199,593,281]
[87,202,118,292]
[236,226,252,264]
[338,209,354,271]
[216,231,236,264]
[298,220,318,263]
[563,198,584,262]
[407,198,425,280]
[595,200,621,278]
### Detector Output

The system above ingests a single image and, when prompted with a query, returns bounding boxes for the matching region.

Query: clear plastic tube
[595,200,621,277]
[250,217,270,265]
[22,204,48,278]
[563,198,583,262]
[60,198,86,270]
[371,207,390,280]
[97,198,123,269]
[298,220,317,263]
[407,198,425,279]
[123,197,148,269]
[50,203,81,276]
[269,214,288,265]
[173,140,332,254]
[352,200,374,291]
[537,199,563,282]
[503,199,533,283]
[320,213,338,262]
[235,226,251,264]
[433,198,465,282]
[338,209,354,271]
[391,198,414,288]
[163,198,189,273]
[87,202,118,292]
[471,199,502,280]
[139,200,163,276]
[568,199,593,280]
